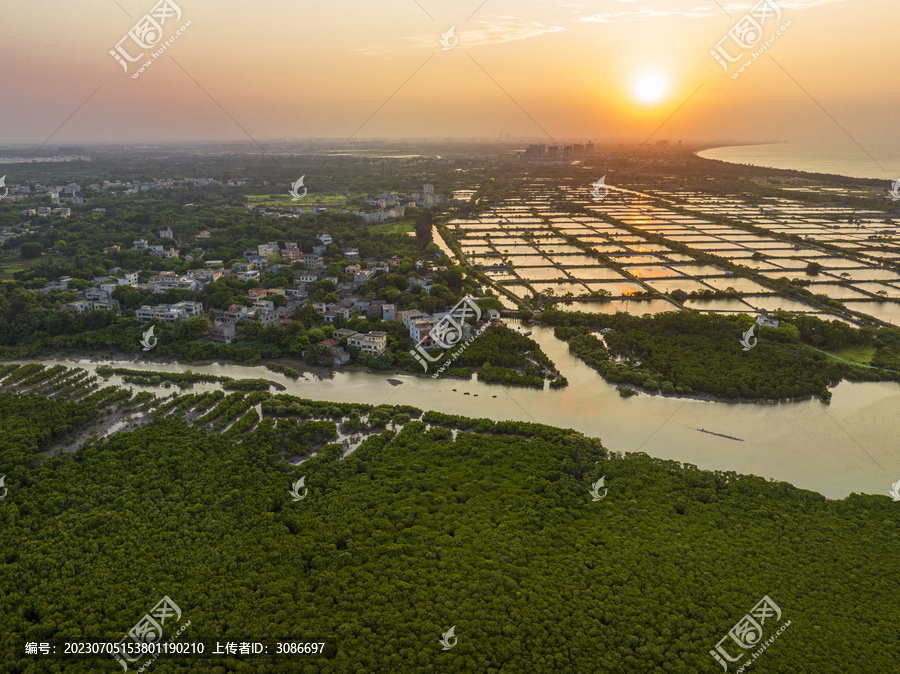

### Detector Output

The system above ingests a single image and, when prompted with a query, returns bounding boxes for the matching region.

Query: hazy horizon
[1,0,896,163]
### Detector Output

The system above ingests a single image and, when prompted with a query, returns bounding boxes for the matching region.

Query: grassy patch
[245,193,352,207]
[369,220,414,235]
[821,344,877,365]
[0,259,31,279]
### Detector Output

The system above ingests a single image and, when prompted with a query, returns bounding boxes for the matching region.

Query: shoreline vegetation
[6,294,900,405]
[543,309,900,402]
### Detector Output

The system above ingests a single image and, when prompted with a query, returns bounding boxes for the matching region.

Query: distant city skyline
[0,0,895,164]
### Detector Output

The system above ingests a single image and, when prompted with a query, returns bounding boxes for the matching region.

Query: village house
[332,328,359,340]
[207,323,236,344]
[410,318,441,348]
[302,253,325,269]
[319,338,350,365]
[757,309,780,329]
[224,304,257,324]
[284,285,308,298]
[117,272,140,286]
[149,247,179,260]
[400,309,424,328]
[135,301,203,324]
[64,299,120,313]
[281,248,303,262]
[354,269,375,284]
[149,272,202,292]
[347,331,388,355]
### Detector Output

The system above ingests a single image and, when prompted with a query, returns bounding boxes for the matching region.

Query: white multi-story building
[135,301,204,324]
[347,331,388,355]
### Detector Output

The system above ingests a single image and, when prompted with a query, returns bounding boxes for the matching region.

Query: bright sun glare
[632,72,669,105]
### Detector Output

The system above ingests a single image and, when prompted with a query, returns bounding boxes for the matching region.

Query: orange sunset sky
[0,0,896,147]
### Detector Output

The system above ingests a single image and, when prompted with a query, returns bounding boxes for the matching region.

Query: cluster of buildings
[135,301,204,324]
[97,176,245,194]
[0,224,28,246]
[20,207,72,218]
[319,330,388,365]
[381,305,502,351]
[4,182,83,205]
[0,154,91,164]
[35,220,481,365]
[253,184,456,220]
[133,239,179,259]
[2,175,247,207]
[521,143,595,161]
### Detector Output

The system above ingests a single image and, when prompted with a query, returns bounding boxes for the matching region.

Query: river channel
[25,319,900,500]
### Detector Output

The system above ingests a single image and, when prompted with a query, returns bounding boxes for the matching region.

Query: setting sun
[632,71,669,105]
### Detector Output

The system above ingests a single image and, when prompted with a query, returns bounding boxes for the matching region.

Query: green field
[370,220,414,235]
[245,193,355,207]
[820,344,877,365]
[0,259,31,279]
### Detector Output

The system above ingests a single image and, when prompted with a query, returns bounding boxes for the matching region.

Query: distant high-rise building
[563,146,573,160]
[572,144,585,158]
[547,146,558,160]
[586,142,595,154]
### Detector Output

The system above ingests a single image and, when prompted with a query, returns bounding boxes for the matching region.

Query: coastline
[4,353,896,499]
[0,350,850,404]
[695,142,898,181]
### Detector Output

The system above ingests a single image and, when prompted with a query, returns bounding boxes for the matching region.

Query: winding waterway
[26,321,900,499]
